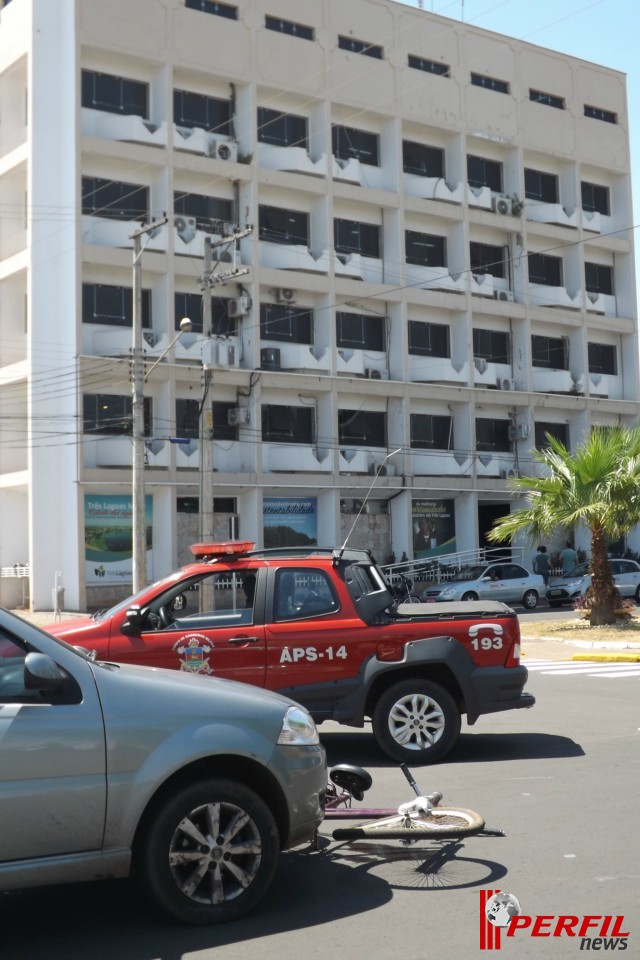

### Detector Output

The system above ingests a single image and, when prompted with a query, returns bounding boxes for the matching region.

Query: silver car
[0,608,325,925]
[420,562,544,609]
[546,559,640,607]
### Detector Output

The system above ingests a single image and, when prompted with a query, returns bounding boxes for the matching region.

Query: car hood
[45,615,95,636]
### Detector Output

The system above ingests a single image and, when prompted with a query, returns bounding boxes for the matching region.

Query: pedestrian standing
[532,545,550,585]
[560,541,578,575]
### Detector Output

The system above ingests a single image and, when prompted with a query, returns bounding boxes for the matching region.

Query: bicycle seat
[329,764,373,800]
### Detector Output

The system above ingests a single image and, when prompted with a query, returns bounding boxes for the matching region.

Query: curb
[571,653,640,663]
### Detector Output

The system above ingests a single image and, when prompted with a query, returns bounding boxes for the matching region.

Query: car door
[477,565,508,601]
[0,630,106,862]
[500,564,533,603]
[612,560,640,598]
[108,567,267,686]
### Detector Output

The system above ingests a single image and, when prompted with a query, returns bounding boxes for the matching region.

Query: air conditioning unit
[365,368,382,380]
[498,377,516,391]
[508,423,530,441]
[227,407,250,427]
[260,347,281,371]
[492,196,513,216]
[500,467,519,479]
[217,341,238,368]
[213,140,238,162]
[494,289,515,302]
[221,221,237,237]
[274,288,297,304]
[174,215,197,244]
[228,296,250,318]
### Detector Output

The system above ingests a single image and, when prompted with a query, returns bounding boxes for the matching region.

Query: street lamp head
[179,317,193,333]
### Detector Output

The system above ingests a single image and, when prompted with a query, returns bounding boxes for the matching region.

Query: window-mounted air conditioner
[492,195,513,215]
[508,423,530,441]
[274,287,297,304]
[228,296,250,318]
[497,377,516,391]
[500,467,519,479]
[212,140,238,162]
[368,462,396,477]
[494,289,515,302]
[365,368,382,380]
[174,215,197,243]
[227,407,250,426]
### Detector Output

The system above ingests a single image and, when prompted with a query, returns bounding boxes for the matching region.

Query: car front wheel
[522,589,538,609]
[461,591,479,602]
[138,778,280,925]
[372,679,461,765]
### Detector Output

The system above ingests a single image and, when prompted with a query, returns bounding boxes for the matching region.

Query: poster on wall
[84,494,153,585]
[412,498,456,559]
[263,497,317,548]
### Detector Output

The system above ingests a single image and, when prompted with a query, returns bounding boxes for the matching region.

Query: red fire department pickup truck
[48,541,534,764]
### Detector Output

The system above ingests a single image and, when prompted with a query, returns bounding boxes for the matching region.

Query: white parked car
[420,562,544,609]
[546,559,640,607]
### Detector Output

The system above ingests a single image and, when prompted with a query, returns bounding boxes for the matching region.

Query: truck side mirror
[121,604,142,636]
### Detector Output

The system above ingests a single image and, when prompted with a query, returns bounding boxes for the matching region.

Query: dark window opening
[212,401,239,441]
[260,304,313,344]
[531,335,568,369]
[336,312,385,351]
[408,55,449,76]
[528,253,563,287]
[332,125,380,166]
[257,108,308,148]
[338,409,386,447]
[585,262,614,296]
[410,413,453,450]
[259,205,309,245]
[524,169,559,204]
[82,283,150,328]
[175,293,237,336]
[175,398,199,439]
[262,405,314,444]
[402,140,445,178]
[467,154,503,192]
[581,181,610,216]
[584,104,617,124]
[185,0,238,20]
[408,321,450,358]
[473,328,510,364]
[470,73,509,94]
[405,231,446,267]
[470,242,505,278]
[338,35,383,58]
[529,89,565,110]
[334,219,380,258]
[81,70,148,117]
[83,394,151,436]
[265,16,314,40]
[588,343,617,375]
[174,192,233,234]
[476,418,511,452]
[534,422,569,449]
[173,90,232,135]
[82,177,149,221]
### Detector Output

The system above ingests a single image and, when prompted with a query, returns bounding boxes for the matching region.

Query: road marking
[524,659,640,678]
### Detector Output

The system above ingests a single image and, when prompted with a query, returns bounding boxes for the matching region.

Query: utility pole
[199,236,215,546]
[130,217,167,595]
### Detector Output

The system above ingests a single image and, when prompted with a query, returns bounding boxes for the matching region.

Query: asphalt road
[2,669,638,960]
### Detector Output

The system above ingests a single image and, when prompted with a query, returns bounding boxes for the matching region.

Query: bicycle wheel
[333,806,484,841]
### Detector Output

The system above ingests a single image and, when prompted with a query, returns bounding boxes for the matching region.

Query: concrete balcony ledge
[404,174,463,204]
[81,216,166,252]
[529,283,581,310]
[259,241,331,273]
[406,264,465,294]
[526,201,579,228]
[411,450,472,476]
[335,252,384,283]
[466,184,492,209]
[81,108,167,148]
[258,144,328,177]
[409,356,468,384]
[265,444,332,473]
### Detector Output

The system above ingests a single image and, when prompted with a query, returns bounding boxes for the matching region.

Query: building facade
[0,0,638,610]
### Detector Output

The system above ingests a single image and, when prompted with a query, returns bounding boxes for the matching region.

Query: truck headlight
[277,706,320,745]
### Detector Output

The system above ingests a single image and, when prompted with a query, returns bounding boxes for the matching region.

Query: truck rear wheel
[372,679,461,765]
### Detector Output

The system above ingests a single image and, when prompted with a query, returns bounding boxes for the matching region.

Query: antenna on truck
[337,448,402,561]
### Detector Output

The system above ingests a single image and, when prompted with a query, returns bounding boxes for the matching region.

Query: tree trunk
[588,526,618,625]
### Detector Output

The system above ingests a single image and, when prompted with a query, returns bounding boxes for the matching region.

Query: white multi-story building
[0,0,638,610]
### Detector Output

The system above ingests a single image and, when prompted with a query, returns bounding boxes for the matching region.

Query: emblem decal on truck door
[172,634,214,674]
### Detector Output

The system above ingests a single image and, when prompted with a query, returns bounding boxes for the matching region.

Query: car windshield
[566,563,590,577]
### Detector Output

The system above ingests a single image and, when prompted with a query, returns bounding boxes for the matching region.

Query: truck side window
[274,569,339,621]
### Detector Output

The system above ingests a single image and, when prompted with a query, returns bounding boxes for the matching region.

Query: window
[257,108,308,148]
[260,304,313,344]
[585,262,614,296]
[531,335,568,369]
[262,405,314,444]
[174,192,233,233]
[274,569,338,622]
[584,104,617,124]
[524,169,559,204]
[529,89,565,110]
[470,73,509,94]
[334,219,380,258]
[212,401,239,441]
[470,242,505,278]
[338,409,386,447]
[82,177,149,220]
[338,35,383,59]
[408,321,450,358]
[265,16,313,40]
[535,421,569,449]
[402,141,444,178]
[528,253,562,287]
[259,205,309,245]
[332,125,380,166]
[476,418,511,452]
[467,155,502,192]
[588,343,617,375]
[581,181,610,216]
[473,328,510,364]
[175,398,199,439]
[177,497,237,513]
[82,70,148,117]
[410,414,453,450]
[185,0,238,20]
[408,55,449,76]
[336,312,385,351]
[174,90,232,135]
[82,283,151,328]
[83,394,151,436]
[175,293,237,336]
[405,231,446,267]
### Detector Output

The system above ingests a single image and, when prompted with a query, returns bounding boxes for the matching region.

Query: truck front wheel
[372,679,461,765]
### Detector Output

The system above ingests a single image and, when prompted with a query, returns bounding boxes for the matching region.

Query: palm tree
[488,426,640,625]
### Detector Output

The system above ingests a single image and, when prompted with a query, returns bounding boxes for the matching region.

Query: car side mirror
[24,652,68,690]
[121,604,142,636]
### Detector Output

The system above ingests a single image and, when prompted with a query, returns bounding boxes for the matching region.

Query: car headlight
[277,705,320,745]
[441,587,456,598]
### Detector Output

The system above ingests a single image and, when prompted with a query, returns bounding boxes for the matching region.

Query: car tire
[461,591,479,602]
[522,590,538,610]
[137,778,280,925]
[372,679,461,765]
[635,585,640,603]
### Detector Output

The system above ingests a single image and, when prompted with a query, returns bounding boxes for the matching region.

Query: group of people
[532,542,578,585]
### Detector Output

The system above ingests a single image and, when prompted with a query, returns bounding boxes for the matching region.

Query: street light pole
[199,236,214,546]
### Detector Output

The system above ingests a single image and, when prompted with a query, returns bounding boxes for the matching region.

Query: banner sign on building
[263,497,317,548]
[84,494,152,585]
[412,498,456,558]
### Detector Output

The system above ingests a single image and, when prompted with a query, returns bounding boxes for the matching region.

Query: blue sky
[399,0,639,281]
